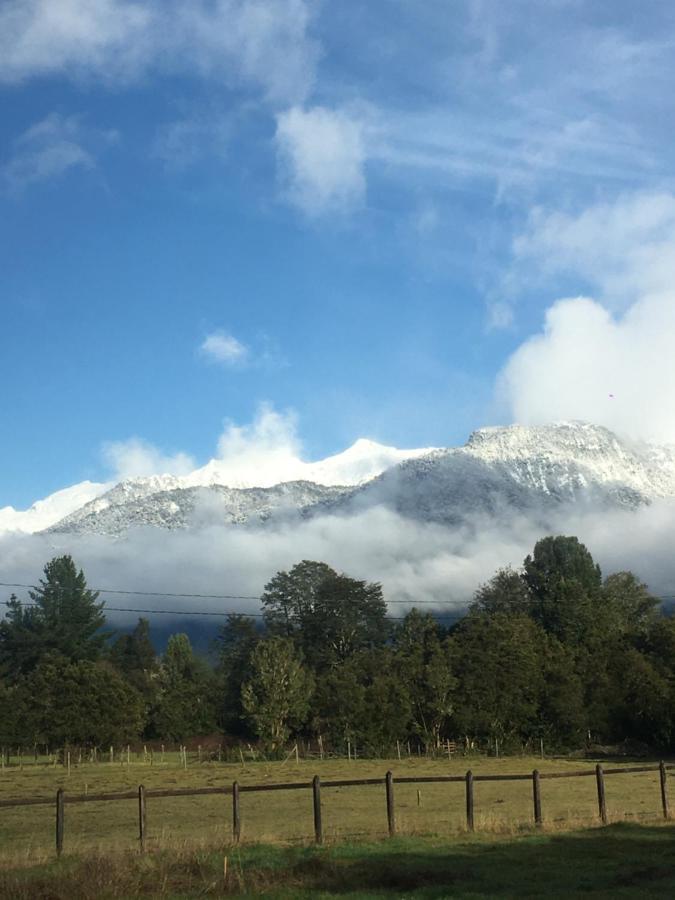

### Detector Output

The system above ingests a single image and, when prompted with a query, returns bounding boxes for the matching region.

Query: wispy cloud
[152,114,232,170]
[2,113,112,191]
[0,0,319,104]
[200,330,249,366]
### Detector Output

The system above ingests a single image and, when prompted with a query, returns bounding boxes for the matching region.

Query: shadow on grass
[1,823,674,898]
[234,823,675,899]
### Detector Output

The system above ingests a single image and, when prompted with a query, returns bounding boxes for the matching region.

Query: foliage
[19,656,143,746]
[0,555,107,679]
[150,634,217,741]
[241,636,313,748]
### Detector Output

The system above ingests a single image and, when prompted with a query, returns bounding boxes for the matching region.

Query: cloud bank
[2,498,675,629]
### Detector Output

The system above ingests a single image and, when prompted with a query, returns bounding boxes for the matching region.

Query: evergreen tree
[151,634,217,741]
[216,614,259,735]
[0,556,107,679]
[109,618,157,696]
[20,657,143,747]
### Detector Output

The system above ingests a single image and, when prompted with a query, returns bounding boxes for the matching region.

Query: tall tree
[261,560,336,638]
[151,634,217,741]
[393,610,456,749]
[216,614,260,734]
[261,560,388,671]
[109,618,157,697]
[472,568,532,617]
[241,637,313,749]
[524,536,602,643]
[0,556,107,679]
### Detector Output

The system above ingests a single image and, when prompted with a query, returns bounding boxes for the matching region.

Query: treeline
[0,537,674,755]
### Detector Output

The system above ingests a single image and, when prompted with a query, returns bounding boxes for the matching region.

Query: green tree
[216,614,259,735]
[261,560,336,638]
[453,612,545,746]
[0,556,108,679]
[261,560,388,672]
[241,637,313,748]
[151,634,217,741]
[109,618,157,697]
[394,610,456,749]
[20,657,143,747]
[472,568,532,617]
[524,536,602,643]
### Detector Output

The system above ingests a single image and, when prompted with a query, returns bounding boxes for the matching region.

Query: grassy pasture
[0,753,669,862]
[1,823,675,898]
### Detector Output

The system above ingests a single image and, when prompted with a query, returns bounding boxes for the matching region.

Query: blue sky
[3,0,675,509]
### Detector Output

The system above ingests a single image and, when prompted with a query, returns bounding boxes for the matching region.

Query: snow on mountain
[333,422,675,527]
[1,439,432,535]
[182,438,435,489]
[48,481,353,536]
[8,423,675,538]
[0,480,109,535]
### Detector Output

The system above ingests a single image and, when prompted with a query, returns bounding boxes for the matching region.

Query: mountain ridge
[26,422,675,537]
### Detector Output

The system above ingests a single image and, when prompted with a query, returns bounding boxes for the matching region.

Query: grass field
[0,752,670,863]
[1,823,674,898]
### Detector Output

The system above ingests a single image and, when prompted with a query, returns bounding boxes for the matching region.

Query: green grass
[0,754,668,860]
[1,823,674,898]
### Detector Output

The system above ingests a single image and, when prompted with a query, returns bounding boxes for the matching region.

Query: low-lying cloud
[2,498,674,630]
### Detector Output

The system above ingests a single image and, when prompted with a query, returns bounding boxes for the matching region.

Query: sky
[3,0,675,511]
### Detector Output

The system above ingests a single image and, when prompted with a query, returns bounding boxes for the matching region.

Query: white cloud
[499,294,675,444]
[200,331,249,366]
[213,403,303,479]
[512,192,675,306]
[498,191,675,444]
[0,0,318,104]
[102,438,195,480]
[2,113,104,190]
[275,105,367,215]
[4,495,675,628]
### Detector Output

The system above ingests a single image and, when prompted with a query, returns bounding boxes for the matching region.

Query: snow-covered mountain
[0,480,109,534]
[1,439,433,535]
[6,423,675,538]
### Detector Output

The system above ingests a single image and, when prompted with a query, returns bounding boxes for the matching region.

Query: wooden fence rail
[0,763,671,857]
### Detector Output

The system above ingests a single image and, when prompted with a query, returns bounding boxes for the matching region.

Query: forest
[0,535,673,756]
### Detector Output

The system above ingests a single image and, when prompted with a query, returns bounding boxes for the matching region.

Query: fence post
[532,769,542,826]
[232,781,241,843]
[385,770,396,836]
[660,761,670,820]
[595,764,607,824]
[138,785,146,852]
[465,770,474,832]
[312,775,323,844]
[55,788,64,857]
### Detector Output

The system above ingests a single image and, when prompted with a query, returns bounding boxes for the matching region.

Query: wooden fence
[0,762,671,857]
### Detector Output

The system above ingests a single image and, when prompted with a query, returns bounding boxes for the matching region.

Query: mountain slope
[9,423,675,538]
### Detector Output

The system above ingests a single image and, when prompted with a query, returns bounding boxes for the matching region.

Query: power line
[0,582,259,601]
[0,580,469,606]
[0,599,466,623]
